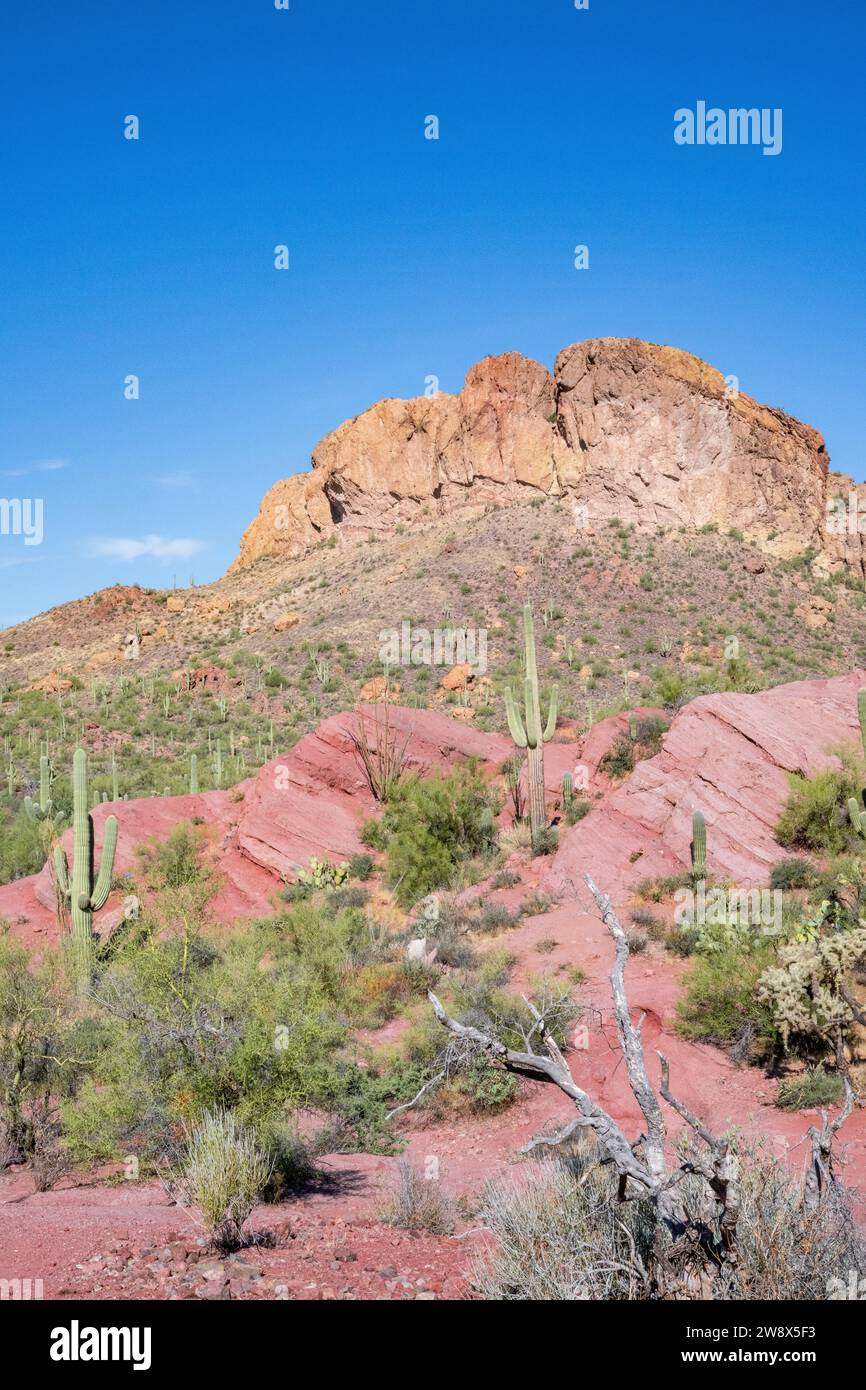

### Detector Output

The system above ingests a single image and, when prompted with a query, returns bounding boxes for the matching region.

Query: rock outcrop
[545,668,866,903]
[230,337,864,577]
[6,671,866,953]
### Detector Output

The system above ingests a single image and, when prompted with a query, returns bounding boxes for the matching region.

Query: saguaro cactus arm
[543,686,559,742]
[89,816,118,912]
[504,687,528,748]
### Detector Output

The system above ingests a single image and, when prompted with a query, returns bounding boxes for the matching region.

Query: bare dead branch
[428,990,655,1194]
[584,874,667,1183]
[804,1079,855,1214]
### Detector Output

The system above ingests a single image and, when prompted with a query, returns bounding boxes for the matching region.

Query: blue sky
[1,0,863,626]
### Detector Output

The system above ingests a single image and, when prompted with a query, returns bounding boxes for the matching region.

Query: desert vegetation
[2,558,866,1302]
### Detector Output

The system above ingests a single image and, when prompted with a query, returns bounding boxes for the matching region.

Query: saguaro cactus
[562,771,573,810]
[691,809,707,878]
[25,755,53,822]
[54,749,118,995]
[190,753,199,794]
[504,603,558,841]
[847,689,866,834]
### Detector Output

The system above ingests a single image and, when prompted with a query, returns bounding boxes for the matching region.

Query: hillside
[2,501,866,828]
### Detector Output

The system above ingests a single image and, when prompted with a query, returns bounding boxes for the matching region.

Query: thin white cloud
[88,535,206,563]
[0,556,41,570]
[152,470,195,490]
[0,458,69,479]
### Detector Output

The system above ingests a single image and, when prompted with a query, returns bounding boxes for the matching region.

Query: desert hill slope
[2,338,866,818]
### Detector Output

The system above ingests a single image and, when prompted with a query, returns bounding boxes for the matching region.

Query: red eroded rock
[544,668,866,904]
[0,707,512,944]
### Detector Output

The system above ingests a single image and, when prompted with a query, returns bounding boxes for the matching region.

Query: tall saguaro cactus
[190,752,199,795]
[54,749,118,995]
[691,809,707,878]
[504,603,558,842]
[25,755,53,822]
[848,689,866,834]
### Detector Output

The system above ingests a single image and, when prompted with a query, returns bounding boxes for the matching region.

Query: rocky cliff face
[231,337,862,576]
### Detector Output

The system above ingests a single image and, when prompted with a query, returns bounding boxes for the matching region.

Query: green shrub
[0,807,44,885]
[372,762,500,907]
[770,858,817,891]
[600,733,634,779]
[347,852,375,881]
[181,1108,271,1250]
[136,822,207,889]
[652,667,687,705]
[776,1065,846,1112]
[676,946,775,1053]
[776,766,857,855]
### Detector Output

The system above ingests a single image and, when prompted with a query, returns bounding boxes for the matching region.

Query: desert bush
[600,732,635,779]
[136,821,208,890]
[489,868,520,889]
[776,765,857,855]
[379,1159,455,1235]
[564,798,591,826]
[347,852,375,881]
[471,1135,866,1300]
[776,1065,846,1112]
[258,1118,341,1196]
[519,890,556,917]
[631,907,666,939]
[369,762,500,907]
[61,907,358,1168]
[452,1054,518,1114]
[531,826,558,857]
[636,873,693,903]
[476,901,522,935]
[652,667,687,706]
[676,945,776,1054]
[770,857,817,890]
[181,1108,272,1250]
[0,938,86,1168]
[0,807,44,885]
[498,820,532,854]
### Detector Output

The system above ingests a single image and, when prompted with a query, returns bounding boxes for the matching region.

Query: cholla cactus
[504,604,558,842]
[54,749,118,995]
[757,929,866,1050]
